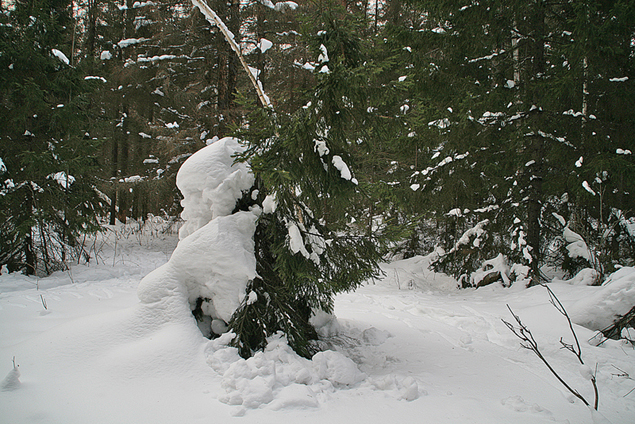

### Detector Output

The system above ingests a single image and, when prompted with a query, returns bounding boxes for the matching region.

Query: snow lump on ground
[139,137,258,330]
[569,266,635,331]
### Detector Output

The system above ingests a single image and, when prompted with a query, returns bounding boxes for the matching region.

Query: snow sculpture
[177,137,254,239]
[138,137,257,333]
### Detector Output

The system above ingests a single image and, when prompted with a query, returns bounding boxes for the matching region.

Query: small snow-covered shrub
[547,208,635,279]
[432,219,492,287]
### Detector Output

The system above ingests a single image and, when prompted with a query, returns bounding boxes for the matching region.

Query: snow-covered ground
[1,223,634,424]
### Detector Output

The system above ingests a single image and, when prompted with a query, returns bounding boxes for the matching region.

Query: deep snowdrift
[569,266,635,331]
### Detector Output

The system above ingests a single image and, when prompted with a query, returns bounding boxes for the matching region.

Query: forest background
[1,0,634,288]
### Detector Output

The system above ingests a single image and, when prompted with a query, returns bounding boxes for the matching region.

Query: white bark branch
[191,0,273,109]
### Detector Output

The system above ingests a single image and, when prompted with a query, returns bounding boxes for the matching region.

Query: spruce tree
[396,0,634,284]
[0,0,104,274]
[227,0,385,358]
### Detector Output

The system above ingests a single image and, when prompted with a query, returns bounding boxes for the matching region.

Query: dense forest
[1,0,634,288]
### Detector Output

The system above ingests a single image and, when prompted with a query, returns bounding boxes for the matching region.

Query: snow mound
[138,212,257,323]
[139,137,257,327]
[569,267,635,331]
[310,309,341,337]
[553,268,600,286]
[1,364,20,391]
[177,137,254,240]
[381,254,458,292]
[470,253,510,287]
[205,332,365,413]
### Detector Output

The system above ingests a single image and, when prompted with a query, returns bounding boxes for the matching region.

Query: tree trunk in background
[109,133,119,225]
[86,0,97,59]
[386,0,402,26]
[216,0,240,136]
[24,192,35,275]
[526,133,544,284]
[525,1,546,285]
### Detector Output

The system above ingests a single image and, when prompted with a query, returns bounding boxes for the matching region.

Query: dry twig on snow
[503,284,599,410]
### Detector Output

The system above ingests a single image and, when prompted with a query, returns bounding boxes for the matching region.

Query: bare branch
[543,284,583,361]
[503,304,592,408]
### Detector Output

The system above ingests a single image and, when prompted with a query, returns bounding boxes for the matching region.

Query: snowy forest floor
[1,221,634,424]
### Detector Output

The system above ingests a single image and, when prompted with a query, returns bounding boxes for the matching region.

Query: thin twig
[542,284,599,409]
[611,365,635,398]
[40,294,47,310]
[503,304,593,408]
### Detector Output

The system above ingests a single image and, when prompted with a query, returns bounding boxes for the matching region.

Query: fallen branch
[611,366,635,398]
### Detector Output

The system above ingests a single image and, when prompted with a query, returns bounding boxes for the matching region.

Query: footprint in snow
[501,395,554,417]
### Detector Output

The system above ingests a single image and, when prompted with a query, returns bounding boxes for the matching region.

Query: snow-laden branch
[191,0,272,109]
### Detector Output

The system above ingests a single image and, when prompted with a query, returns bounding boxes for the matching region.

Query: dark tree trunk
[109,133,119,225]
[23,190,36,275]
[525,0,547,285]
[86,0,97,59]
[216,0,240,136]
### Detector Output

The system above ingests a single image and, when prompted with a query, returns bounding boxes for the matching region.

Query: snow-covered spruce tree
[0,0,104,274]
[396,0,635,286]
[227,3,385,358]
[548,0,635,276]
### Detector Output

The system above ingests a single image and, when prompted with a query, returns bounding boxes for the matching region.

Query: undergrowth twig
[503,285,599,410]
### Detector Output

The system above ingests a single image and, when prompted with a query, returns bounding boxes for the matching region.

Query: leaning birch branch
[191,0,272,109]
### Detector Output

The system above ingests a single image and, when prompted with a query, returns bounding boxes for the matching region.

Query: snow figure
[1,358,20,391]
[177,137,254,239]
[137,137,256,336]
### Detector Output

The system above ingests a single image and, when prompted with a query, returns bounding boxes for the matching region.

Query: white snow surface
[583,180,596,196]
[274,1,298,11]
[118,38,148,48]
[318,44,329,63]
[569,266,635,331]
[138,137,257,326]
[563,226,592,262]
[2,223,635,423]
[138,211,257,323]
[177,137,254,239]
[84,75,107,83]
[258,38,273,53]
[48,171,75,189]
[332,155,357,184]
